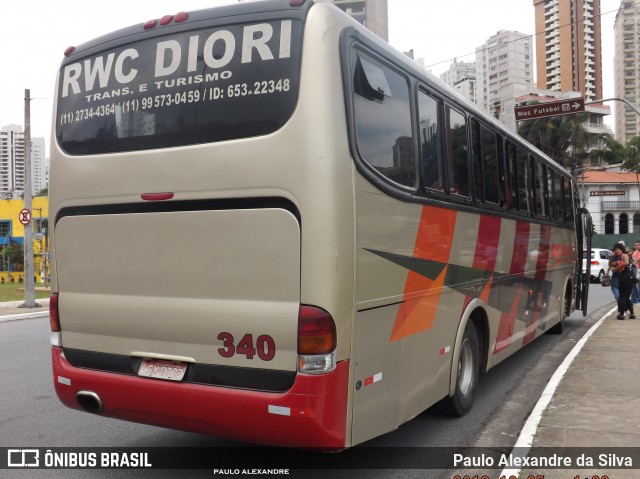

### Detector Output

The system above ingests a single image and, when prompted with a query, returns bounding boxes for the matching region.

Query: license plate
[138,359,187,381]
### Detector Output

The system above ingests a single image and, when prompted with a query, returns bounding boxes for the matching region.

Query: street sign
[514,98,585,121]
[19,208,31,226]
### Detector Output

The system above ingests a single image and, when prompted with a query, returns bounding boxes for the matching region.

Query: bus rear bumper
[52,347,349,449]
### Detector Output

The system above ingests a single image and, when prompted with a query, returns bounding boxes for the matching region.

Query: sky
[0,0,623,149]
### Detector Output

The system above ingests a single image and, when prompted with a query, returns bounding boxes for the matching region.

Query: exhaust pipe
[76,390,103,414]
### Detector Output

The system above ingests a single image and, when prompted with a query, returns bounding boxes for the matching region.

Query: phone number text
[59,79,291,125]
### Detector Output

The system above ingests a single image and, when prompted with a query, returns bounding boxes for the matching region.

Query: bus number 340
[217,332,276,361]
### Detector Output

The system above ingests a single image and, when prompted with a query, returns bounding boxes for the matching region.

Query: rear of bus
[49,0,356,449]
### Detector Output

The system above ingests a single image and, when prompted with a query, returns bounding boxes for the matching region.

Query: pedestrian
[632,240,640,304]
[608,248,621,301]
[611,243,635,320]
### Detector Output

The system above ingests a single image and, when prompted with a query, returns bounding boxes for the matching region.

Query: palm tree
[517,111,589,176]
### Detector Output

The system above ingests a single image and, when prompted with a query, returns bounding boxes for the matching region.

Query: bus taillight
[50,293,61,347]
[297,306,336,374]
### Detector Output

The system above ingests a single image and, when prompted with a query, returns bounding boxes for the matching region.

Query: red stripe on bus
[494,221,530,353]
[523,224,552,346]
[473,215,502,271]
[473,215,501,307]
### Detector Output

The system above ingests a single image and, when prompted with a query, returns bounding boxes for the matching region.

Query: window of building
[0,221,10,238]
[605,214,614,234]
[620,213,629,234]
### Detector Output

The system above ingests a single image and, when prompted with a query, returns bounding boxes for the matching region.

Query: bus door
[575,207,592,316]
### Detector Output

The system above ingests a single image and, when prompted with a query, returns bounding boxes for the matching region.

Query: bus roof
[60,0,313,65]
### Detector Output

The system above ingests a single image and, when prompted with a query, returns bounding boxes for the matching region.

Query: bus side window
[418,91,444,192]
[353,54,415,187]
[547,168,564,221]
[354,56,391,102]
[533,158,546,217]
[506,142,517,209]
[506,141,530,212]
[555,172,564,221]
[563,176,573,223]
[445,106,470,197]
[470,120,500,205]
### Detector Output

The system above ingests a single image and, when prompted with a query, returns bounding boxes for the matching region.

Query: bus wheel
[549,287,570,335]
[447,321,480,417]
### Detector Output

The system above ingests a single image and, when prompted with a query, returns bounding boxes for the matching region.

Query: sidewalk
[518,305,640,478]
[0,298,50,322]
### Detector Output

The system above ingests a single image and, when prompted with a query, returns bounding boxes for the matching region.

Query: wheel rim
[458,338,474,396]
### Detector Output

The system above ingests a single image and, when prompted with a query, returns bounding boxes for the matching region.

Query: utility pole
[21,89,37,309]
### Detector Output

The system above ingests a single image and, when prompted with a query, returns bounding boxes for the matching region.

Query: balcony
[602,200,640,211]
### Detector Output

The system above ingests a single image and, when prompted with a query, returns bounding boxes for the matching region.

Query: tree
[2,239,24,271]
[588,134,625,165]
[35,187,48,197]
[517,111,589,176]
[621,136,640,173]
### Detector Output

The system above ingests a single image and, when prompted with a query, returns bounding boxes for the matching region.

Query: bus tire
[447,320,480,417]
[549,287,570,335]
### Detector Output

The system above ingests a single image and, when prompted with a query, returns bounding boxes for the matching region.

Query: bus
[49,0,592,450]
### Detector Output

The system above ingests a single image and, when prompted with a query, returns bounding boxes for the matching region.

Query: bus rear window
[56,19,302,155]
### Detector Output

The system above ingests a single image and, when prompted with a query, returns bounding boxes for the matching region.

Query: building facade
[579,168,640,235]
[0,125,47,198]
[332,0,388,41]
[440,60,477,103]
[614,0,640,144]
[475,30,534,118]
[533,0,602,102]
[0,196,49,283]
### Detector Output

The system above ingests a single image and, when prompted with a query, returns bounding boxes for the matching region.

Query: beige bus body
[49,1,578,448]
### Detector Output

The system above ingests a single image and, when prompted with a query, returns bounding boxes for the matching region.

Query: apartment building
[614,0,640,144]
[533,0,602,102]
[0,125,47,198]
[440,60,477,103]
[331,0,388,41]
[475,30,534,119]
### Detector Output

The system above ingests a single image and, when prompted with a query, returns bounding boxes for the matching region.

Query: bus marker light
[160,15,173,26]
[64,46,75,57]
[289,0,307,6]
[143,20,157,30]
[363,372,382,386]
[175,12,188,23]
[141,192,174,201]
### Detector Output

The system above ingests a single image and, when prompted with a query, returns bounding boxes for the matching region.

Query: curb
[0,299,50,323]
[0,310,50,323]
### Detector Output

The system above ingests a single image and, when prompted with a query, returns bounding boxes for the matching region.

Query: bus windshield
[56,18,302,155]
